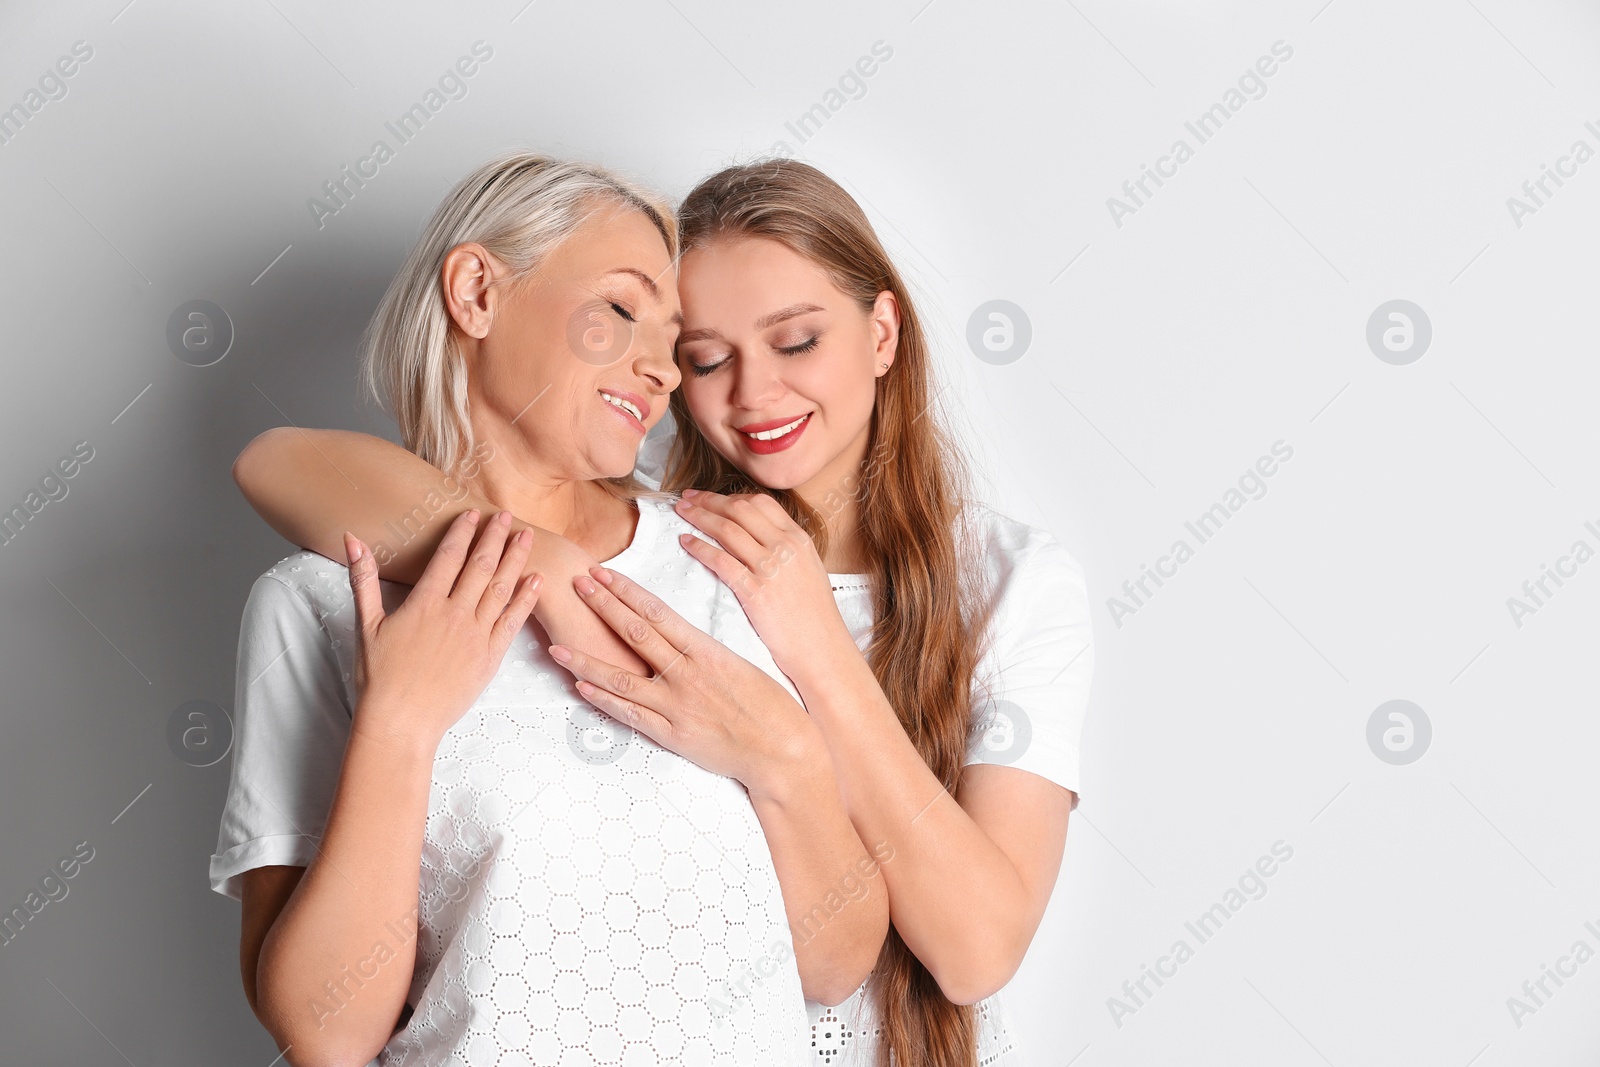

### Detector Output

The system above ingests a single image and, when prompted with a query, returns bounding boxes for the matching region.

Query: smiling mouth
[599,390,645,422]
[738,413,811,442]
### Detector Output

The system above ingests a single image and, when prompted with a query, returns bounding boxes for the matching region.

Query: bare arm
[794,660,1071,1005]
[251,723,437,1066]
[232,427,645,673]
[552,568,889,1004]
[675,492,1075,1004]
[244,512,541,1065]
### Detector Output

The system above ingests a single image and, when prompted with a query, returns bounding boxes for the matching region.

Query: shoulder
[959,503,1088,608]
[249,550,353,607]
[245,551,404,629]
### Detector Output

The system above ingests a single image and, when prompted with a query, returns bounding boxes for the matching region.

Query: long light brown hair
[663,159,986,1067]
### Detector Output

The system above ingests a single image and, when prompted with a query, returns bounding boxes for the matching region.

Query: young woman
[234,161,1094,1067]
[208,154,888,1067]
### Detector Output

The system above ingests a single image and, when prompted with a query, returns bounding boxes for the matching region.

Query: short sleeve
[967,535,1094,803]
[208,573,354,900]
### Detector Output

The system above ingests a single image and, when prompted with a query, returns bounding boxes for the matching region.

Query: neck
[460,398,633,559]
[792,425,873,574]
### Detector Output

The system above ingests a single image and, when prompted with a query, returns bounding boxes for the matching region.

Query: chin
[737,454,818,492]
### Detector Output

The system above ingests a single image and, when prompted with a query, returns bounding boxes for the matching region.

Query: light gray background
[1,0,1597,1063]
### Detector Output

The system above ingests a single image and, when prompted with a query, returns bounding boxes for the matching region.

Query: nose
[731,351,785,411]
[633,333,681,396]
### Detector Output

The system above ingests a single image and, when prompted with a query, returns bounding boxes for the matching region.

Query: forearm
[234,427,537,583]
[791,652,1037,1003]
[255,711,439,1066]
[233,427,638,670]
[748,741,889,1006]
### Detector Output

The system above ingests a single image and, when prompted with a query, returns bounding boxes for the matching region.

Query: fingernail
[573,575,597,596]
[548,645,572,663]
[497,510,512,525]
[675,496,693,509]
[576,680,594,697]
[465,509,480,523]
[590,566,614,585]
[344,533,362,564]
[682,488,700,498]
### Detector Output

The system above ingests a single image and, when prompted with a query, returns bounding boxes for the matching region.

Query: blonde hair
[359,151,677,476]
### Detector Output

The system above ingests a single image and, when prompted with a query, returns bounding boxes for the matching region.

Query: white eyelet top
[211,495,813,1066]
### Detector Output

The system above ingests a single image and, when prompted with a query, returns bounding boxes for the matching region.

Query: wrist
[744,720,832,807]
[350,696,446,759]
[785,625,869,689]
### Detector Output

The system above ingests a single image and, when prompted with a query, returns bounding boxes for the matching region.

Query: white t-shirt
[808,506,1093,1067]
[637,432,1095,1066]
[210,495,813,1067]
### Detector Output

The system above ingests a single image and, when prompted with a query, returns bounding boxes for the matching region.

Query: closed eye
[776,335,819,356]
[610,302,637,323]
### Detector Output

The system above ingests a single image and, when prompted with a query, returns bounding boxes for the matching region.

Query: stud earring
[880,362,889,370]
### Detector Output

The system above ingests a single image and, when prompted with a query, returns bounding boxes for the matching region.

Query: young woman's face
[462,208,682,480]
[674,237,895,493]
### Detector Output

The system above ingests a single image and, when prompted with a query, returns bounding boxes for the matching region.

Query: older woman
[208,154,885,1067]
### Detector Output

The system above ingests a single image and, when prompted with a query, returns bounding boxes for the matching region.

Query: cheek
[681,378,728,436]
[798,352,874,427]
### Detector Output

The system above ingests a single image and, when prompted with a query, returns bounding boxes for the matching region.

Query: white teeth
[600,392,642,421]
[744,414,808,441]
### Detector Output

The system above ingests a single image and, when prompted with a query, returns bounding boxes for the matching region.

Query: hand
[345,509,542,747]
[672,490,855,682]
[548,564,819,794]
[526,533,649,676]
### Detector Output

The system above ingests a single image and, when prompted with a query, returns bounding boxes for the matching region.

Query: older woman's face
[465,208,682,480]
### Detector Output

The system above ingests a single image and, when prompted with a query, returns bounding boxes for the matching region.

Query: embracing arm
[795,659,1072,1005]
[232,427,644,672]
[552,568,890,1005]
[673,491,1080,1004]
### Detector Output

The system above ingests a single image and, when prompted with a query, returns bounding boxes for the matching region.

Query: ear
[440,242,502,339]
[870,289,901,377]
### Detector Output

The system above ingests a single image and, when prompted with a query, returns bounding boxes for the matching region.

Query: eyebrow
[605,267,683,327]
[678,302,825,344]
[755,302,825,328]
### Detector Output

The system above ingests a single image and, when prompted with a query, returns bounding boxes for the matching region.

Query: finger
[452,509,513,607]
[344,532,384,642]
[677,532,753,593]
[588,566,706,655]
[673,496,768,568]
[490,571,543,649]
[574,679,673,751]
[547,644,666,716]
[476,525,531,622]
[570,572,682,671]
[693,492,790,545]
[412,509,481,601]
